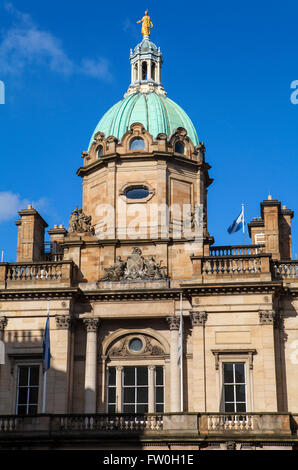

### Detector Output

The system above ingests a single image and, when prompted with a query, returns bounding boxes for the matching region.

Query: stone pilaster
[166,316,180,412]
[258,310,278,411]
[51,314,73,414]
[190,310,207,411]
[83,318,100,413]
[0,317,7,342]
[148,365,155,413]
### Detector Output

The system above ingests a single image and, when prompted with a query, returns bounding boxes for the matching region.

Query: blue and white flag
[227,206,245,234]
[42,310,51,371]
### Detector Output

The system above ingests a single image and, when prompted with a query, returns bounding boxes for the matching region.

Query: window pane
[108,367,116,386]
[236,402,246,413]
[124,367,135,386]
[19,367,28,386]
[224,385,234,402]
[108,405,116,413]
[155,404,164,413]
[137,367,148,385]
[123,404,135,413]
[137,404,148,413]
[17,405,27,416]
[155,367,163,385]
[235,363,245,383]
[225,402,235,412]
[126,188,149,200]
[18,388,28,405]
[29,387,39,405]
[108,387,116,403]
[155,387,164,403]
[137,387,148,403]
[223,363,234,383]
[175,142,184,154]
[236,385,246,402]
[28,405,38,416]
[124,387,135,403]
[30,367,39,386]
[129,338,143,351]
[130,138,145,150]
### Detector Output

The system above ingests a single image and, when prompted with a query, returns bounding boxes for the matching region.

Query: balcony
[0,413,296,447]
[0,260,77,289]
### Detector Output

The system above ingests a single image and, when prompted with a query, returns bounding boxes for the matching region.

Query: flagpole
[242,203,245,245]
[42,300,50,414]
[180,292,183,412]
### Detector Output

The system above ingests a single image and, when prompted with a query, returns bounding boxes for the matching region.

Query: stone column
[258,310,278,411]
[138,60,142,82]
[148,365,155,413]
[147,59,152,80]
[190,311,208,411]
[83,318,100,413]
[116,366,123,413]
[166,316,180,412]
[53,315,73,414]
[0,317,7,342]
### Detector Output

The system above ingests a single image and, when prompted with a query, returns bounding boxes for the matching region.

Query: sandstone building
[0,27,298,451]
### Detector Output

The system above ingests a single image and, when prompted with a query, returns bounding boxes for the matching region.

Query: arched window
[142,61,147,80]
[129,137,145,151]
[174,141,185,154]
[97,145,104,158]
[151,63,156,81]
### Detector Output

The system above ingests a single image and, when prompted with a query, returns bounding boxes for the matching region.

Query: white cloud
[0,191,49,222]
[0,3,112,80]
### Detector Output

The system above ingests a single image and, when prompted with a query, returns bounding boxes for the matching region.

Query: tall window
[223,362,246,412]
[123,366,148,413]
[155,366,164,412]
[107,367,116,413]
[16,365,40,416]
[97,145,103,158]
[174,141,185,154]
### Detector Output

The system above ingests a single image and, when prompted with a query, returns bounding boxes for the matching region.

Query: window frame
[15,363,42,416]
[222,362,246,413]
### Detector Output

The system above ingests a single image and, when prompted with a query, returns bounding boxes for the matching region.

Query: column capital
[166,316,180,330]
[55,315,72,330]
[259,310,277,325]
[83,318,100,332]
[190,310,208,327]
[0,317,7,331]
[148,365,156,371]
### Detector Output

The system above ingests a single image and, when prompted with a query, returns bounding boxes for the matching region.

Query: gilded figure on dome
[137,11,153,37]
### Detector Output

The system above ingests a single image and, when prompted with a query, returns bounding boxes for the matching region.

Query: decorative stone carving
[190,310,207,327]
[99,247,167,281]
[166,316,180,330]
[226,441,236,451]
[83,318,100,332]
[69,207,94,235]
[259,310,276,325]
[109,334,164,357]
[55,315,72,330]
[0,317,7,331]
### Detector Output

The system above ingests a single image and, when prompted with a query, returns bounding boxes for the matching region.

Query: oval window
[125,186,149,200]
[129,137,145,150]
[129,338,143,352]
[174,141,185,154]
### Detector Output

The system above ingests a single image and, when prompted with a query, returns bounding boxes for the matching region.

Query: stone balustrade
[0,415,22,432]
[274,261,298,279]
[0,261,76,289]
[202,256,262,275]
[209,245,265,257]
[57,413,163,432]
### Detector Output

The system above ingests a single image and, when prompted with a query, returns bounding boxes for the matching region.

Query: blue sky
[0,0,298,261]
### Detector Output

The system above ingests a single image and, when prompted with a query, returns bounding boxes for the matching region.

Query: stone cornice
[0,288,79,300]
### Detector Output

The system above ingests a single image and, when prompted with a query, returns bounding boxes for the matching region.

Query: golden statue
[137,11,153,37]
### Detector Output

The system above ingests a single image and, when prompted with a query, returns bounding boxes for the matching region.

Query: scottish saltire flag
[42,313,51,371]
[227,207,245,234]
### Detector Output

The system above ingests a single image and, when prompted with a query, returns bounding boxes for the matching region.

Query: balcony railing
[209,245,265,257]
[0,261,77,289]
[274,261,298,279]
[0,413,295,438]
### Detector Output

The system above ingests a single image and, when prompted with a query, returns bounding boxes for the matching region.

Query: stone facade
[0,33,298,451]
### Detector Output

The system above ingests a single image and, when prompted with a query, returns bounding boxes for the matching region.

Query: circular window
[129,338,143,352]
[125,186,150,200]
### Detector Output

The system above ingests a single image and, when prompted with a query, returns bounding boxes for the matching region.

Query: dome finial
[137,10,153,38]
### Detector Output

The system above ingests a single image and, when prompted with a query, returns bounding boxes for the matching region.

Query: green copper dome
[88,92,199,149]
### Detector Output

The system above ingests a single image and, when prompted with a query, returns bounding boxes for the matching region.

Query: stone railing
[199,413,293,435]
[57,414,163,432]
[0,261,77,289]
[274,261,298,279]
[0,413,295,438]
[209,245,265,257]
